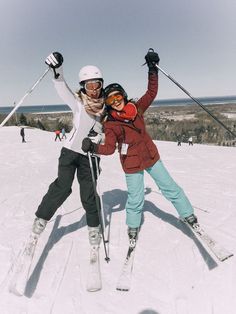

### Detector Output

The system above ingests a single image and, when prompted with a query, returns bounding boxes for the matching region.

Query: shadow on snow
[24,187,217,297]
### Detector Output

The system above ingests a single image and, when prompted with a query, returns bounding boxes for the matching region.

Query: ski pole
[154,63,236,138]
[0,68,50,127]
[94,156,108,243]
[88,152,110,262]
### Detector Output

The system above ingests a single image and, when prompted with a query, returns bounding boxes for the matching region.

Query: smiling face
[84,79,103,99]
[105,91,125,111]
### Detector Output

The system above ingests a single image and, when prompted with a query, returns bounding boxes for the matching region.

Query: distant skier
[177,136,181,146]
[61,128,67,139]
[54,129,61,141]
[82,49,198,246]
[20,127,26,143]
[188,136,193,146]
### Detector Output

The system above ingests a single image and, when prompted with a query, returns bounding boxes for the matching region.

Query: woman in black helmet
[82,49,198,244]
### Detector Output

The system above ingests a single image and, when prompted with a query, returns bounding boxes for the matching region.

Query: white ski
[183,220,233,262]
[9,232,39,296]
[86,246,102,292]
[116,245,136,291]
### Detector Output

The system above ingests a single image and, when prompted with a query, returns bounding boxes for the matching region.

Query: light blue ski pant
[125,159,194,228]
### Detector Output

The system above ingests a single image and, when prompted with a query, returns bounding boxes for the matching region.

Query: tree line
[0,112,73,133]
[1,106,235,146]
[145,110,236,146]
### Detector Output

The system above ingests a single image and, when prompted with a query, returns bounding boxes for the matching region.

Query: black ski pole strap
[52,68,60,79]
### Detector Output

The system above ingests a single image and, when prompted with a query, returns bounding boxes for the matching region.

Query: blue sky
[0,0,236,106]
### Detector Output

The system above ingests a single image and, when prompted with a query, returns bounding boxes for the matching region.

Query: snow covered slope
[0,126,235,314]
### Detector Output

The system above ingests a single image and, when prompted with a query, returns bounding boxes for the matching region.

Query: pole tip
[105,257,110,263]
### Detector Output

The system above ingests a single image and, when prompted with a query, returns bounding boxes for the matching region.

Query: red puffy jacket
[97,73,160,174]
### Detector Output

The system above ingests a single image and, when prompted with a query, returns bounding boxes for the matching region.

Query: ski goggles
[105,93,124,106]
[84,80,103,92]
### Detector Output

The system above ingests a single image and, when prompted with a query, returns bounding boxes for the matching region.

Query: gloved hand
[87,129,103,145]
[45,52,63,68]
[82,137,98,153]
[145,48,160,74]
[45,52,64,79]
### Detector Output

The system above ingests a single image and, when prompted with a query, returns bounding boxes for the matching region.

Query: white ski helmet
[79,65,103,83]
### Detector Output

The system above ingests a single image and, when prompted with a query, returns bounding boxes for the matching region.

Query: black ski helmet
[104,83,128,101]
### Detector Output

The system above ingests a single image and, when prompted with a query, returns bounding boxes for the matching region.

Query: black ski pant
[35,147,101,227]
[55,134,61,141]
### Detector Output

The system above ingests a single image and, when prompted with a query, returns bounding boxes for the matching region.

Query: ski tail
[182,219,233,262]
[86,246,102,292]
[9,233,39,296]
[116,246,136,291]
[116,227,139,292]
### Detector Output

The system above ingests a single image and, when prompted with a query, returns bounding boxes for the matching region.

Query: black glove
[45,52,64,79]
[82,137,98,153]
[45,52,63,68]
[145,48,160,74]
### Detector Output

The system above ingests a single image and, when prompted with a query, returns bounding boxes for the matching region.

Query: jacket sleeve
[52,66,81,114]
[96,126,117,155]
[136,73,158,114]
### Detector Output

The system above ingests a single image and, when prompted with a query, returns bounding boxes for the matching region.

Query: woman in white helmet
[32,52,105,250]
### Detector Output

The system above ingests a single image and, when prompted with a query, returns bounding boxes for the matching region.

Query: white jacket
[52,68,103,155]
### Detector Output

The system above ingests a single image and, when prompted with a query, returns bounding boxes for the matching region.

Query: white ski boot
[184,214,198,227]
[32,217,47,235]
[128,227,139,248]
[88,225,102,247]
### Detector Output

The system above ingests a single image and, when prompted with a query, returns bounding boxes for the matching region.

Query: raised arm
[136,49,160,114]
[45,52,81,113]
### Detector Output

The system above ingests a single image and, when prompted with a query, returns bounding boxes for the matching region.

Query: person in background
[82,49,198,246]
[20,127,26,143]
[188,136,193,146]
[54,129,61,141]
[177,135,181,146]
[61,127,67,139]
[31,52,105,251]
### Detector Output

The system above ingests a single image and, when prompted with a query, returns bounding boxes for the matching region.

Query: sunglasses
[84,80,103,91]
[105,93,124,106]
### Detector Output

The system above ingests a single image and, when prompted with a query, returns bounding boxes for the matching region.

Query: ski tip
[9,286,24,297]
[116,287,130,292]
[87,287,102,292]
[220,253,234,262]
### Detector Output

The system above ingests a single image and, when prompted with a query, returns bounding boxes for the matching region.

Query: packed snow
[0,126,235,314]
